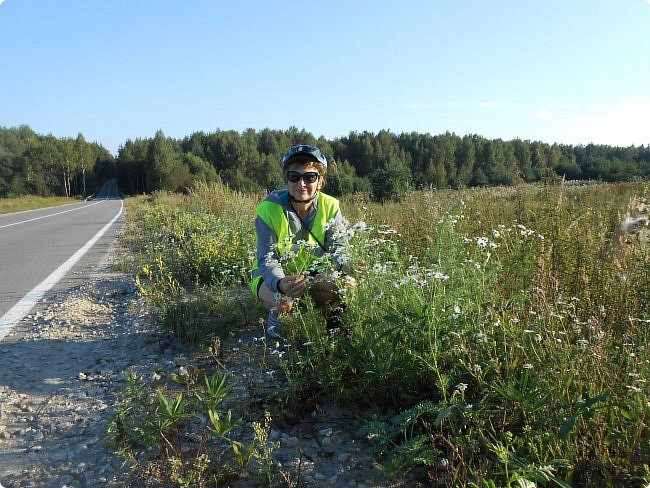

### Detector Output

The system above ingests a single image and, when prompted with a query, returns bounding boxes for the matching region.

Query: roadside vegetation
[111,180,650,487]
[0,195,78,214]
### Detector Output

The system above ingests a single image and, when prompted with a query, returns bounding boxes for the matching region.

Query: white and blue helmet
[281,144,328,170]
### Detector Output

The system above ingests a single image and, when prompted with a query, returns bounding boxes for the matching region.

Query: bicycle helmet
[281,144,327,170]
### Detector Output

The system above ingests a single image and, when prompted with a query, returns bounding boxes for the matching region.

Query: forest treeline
[2,124,650,201]
[0,125,113,198]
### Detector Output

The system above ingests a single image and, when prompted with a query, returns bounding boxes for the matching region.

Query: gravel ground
[0,259,159,487]
[0,251,420,487]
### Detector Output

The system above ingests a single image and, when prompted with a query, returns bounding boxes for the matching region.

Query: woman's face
[285,162,323,202]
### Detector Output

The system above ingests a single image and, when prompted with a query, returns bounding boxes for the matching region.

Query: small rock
[320,436,338,455]
[318,427,333,438]
[282,435,300,448]
[338,452,352,463]
[301,445,319,461]
[51,450,69,462]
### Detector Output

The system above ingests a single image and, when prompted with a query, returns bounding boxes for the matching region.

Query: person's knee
[276,300,293,313]
[258,281,294,313]
[263,299,293,313]
[342,274,357,289]
[311,274,356,306]
[309,279,333,304]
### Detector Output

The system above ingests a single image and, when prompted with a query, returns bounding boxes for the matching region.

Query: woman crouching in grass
[251,144,355,339]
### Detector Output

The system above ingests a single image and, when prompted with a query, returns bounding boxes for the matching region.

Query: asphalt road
[0,179,124,341]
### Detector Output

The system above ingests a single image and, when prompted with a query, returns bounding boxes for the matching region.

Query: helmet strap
[290,193,317,204]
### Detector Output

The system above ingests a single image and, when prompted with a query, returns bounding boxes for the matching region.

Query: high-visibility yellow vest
[251,192,340,294]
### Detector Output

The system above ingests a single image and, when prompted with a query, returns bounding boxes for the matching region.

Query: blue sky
[1,0,649,155]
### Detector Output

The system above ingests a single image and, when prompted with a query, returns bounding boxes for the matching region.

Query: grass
[0,195,78,214]
[115,180,650,487]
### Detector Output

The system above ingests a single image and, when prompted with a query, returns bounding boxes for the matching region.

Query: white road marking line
[0,200,123,342]
[0,200,105,230]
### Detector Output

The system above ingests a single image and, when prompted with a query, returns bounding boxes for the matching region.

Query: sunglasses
[286,171,320,184]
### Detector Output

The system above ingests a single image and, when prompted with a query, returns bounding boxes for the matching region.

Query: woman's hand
[278,275,307,299]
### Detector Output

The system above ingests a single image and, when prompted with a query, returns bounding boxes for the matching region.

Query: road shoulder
[0,263,160,486]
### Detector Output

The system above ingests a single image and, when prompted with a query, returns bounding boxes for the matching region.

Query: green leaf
[231,440,255,468]
[619,409,635,421]
[434,405,457,426]
[559,416,576,440]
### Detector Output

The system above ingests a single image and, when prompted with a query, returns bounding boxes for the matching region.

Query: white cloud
[400,98,649,147]
[535,98,650,147]
[554,103,580,111]
[575,99,650,146]
[530,108,555,121]
[476,101,504,109]
[401,100,504,111]
[401,102,451,110]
